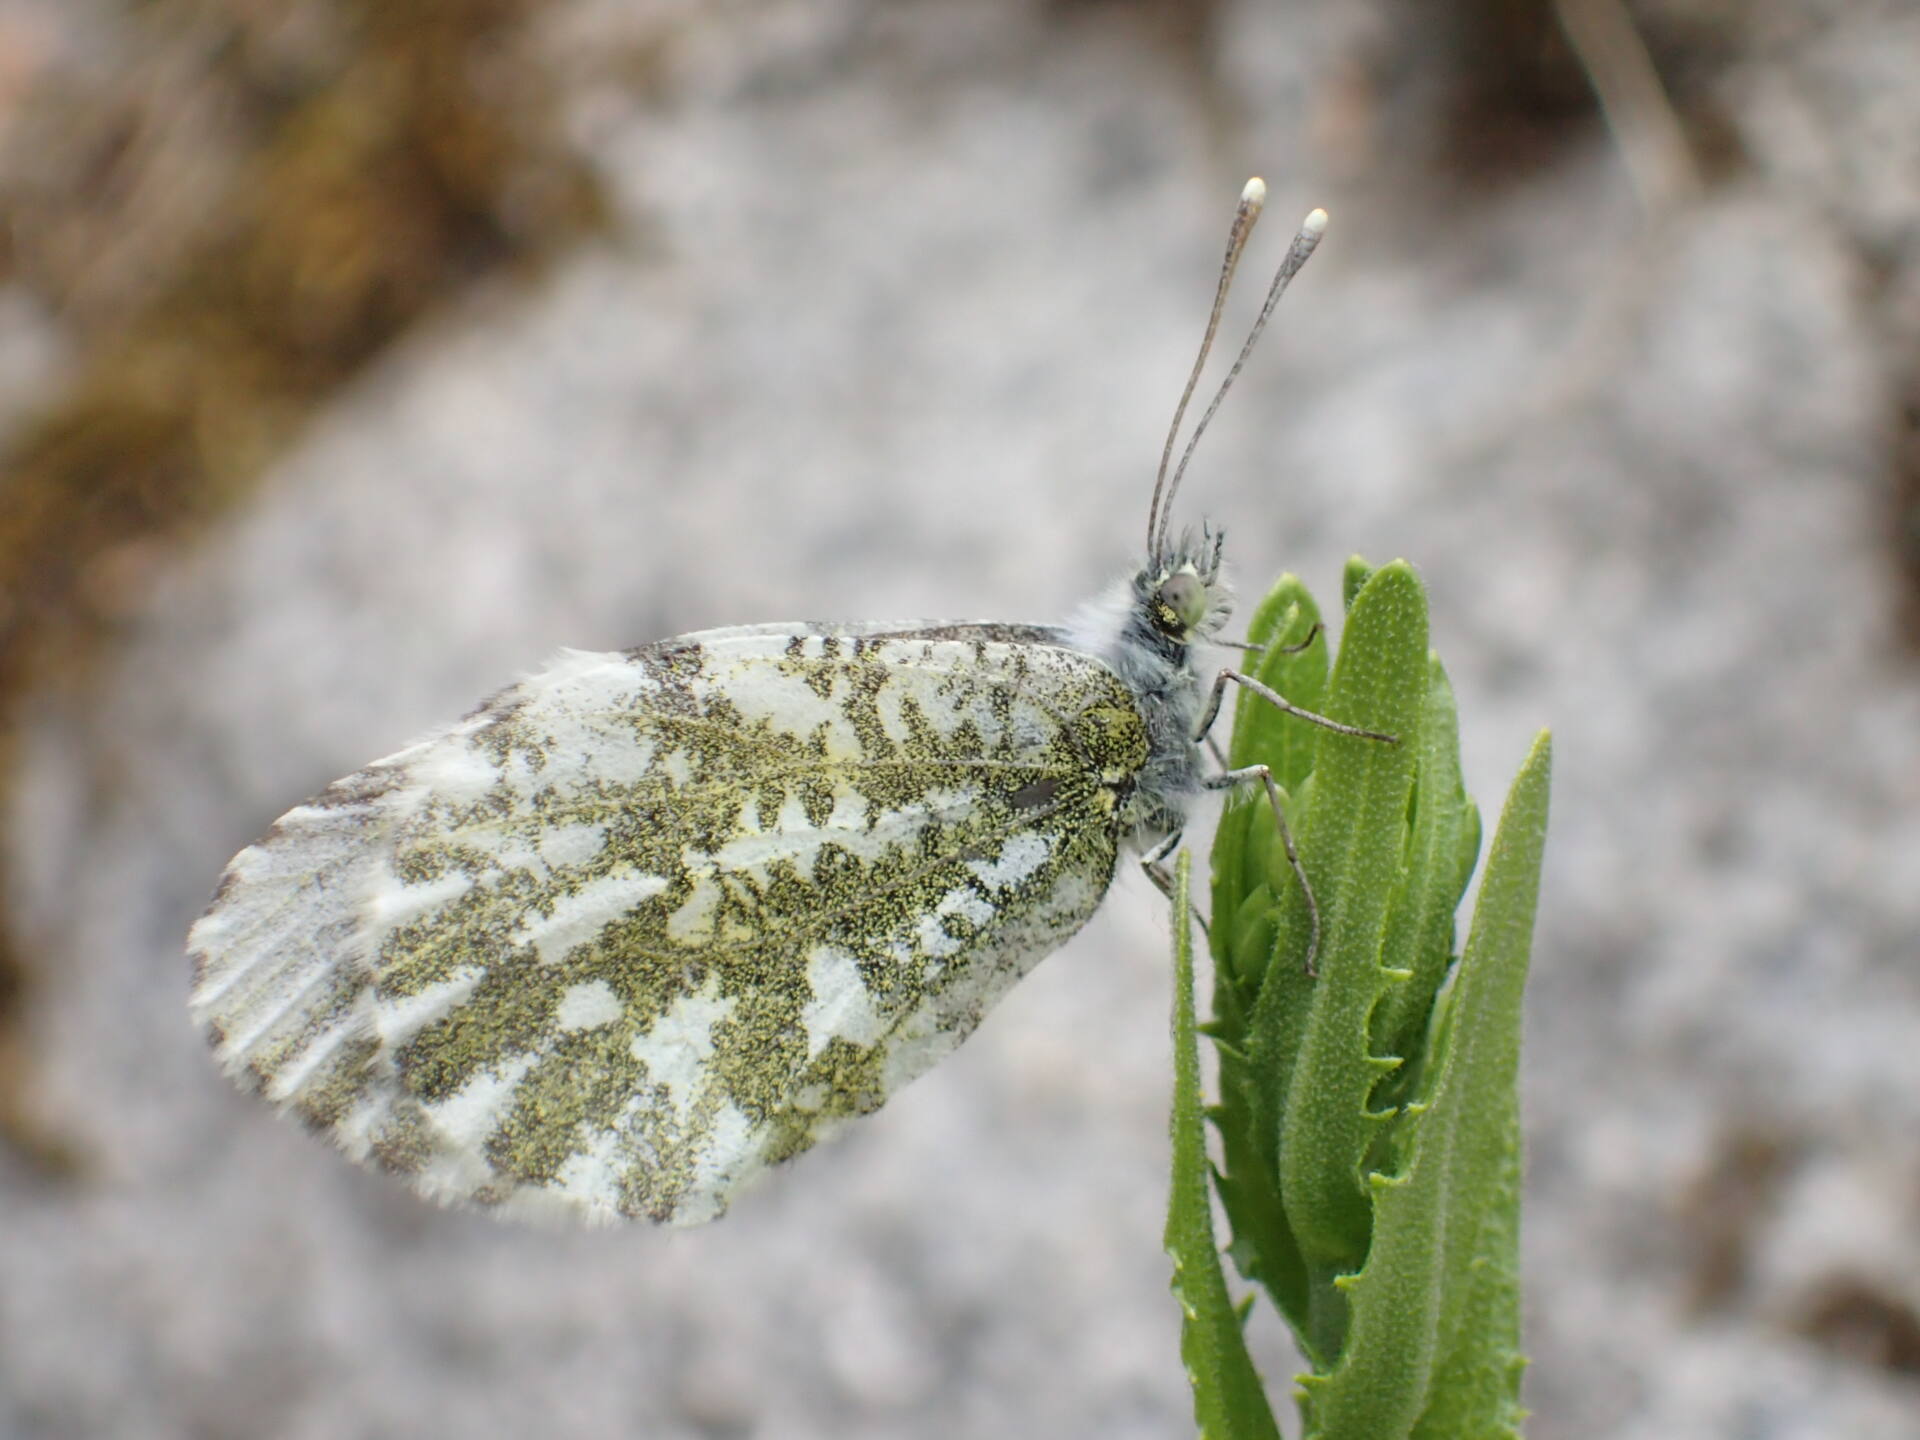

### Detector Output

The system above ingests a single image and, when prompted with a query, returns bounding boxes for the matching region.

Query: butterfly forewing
[189,622,1150,1224]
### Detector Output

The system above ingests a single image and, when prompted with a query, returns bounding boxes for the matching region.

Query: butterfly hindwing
[189,622,1150,1224]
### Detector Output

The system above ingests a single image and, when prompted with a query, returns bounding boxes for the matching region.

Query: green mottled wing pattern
[188,622,1149,1225]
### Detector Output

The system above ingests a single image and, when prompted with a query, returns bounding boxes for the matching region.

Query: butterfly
[187,179,1386,1226]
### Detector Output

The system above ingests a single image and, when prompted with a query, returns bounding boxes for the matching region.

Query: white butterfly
[187,181,1384,1225]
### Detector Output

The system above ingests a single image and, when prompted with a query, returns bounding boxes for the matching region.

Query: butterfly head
[1140,524,1232,649]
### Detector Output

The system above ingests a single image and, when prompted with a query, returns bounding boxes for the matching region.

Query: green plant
[1168,559,1552,1438]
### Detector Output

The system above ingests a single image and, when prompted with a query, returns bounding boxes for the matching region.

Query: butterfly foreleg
[1192,662,1395,746]
[1204,619,1322,661]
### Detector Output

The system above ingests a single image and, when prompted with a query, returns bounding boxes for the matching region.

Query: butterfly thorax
[1066,528,1232,853]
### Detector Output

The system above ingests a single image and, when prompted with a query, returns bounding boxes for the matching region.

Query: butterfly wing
[189,622,1150,1225]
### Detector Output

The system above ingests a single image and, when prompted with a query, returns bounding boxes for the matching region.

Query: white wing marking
[800,946,889,1060]
[511,872,670,964]
[554,979,625,1032]
[626,975,737,1122]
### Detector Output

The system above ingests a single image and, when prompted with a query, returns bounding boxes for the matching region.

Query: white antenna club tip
[1303,207,1329,237]
[1241,177,1267,205]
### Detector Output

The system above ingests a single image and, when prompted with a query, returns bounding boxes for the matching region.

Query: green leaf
[1265,564,1428,1289]
[1369,657,1481,1110]
[1208,892,1311,1333]
[1410,731,1547,1435]
[1196,564,1545,1439]
[1301,731,1549,1439]
[1204,576,1336,1333]
[1341,557,1375,614]
[1409,1099,1528,1440]
[1166,851,1283,1440]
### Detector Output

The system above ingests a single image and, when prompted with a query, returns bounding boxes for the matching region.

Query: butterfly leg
[1193,665,1397,745]
[1274,621,1325,657]
[1194,657,1394,976]
[1212,619,1324,661]
[1139,828,1182,905]
[1205,763,1321,975]
[1140,829,1211,938]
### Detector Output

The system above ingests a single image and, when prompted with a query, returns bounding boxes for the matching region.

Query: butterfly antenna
[1151,204,1328,565]
[1147,177,1267,566]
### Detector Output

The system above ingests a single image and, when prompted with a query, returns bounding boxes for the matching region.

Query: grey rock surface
[6,1,1920,1437]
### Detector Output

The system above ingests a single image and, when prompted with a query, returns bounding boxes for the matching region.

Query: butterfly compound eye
[1156,572,1209,635]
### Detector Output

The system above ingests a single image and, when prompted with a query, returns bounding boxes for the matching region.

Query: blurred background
[1,1,1917,1436]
